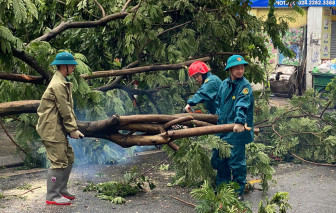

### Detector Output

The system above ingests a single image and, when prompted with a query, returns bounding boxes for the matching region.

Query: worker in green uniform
[36,52,84,205]
[213,55,254,201]
[184,61,222,114]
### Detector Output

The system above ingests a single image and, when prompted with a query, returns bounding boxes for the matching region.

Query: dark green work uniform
[187,72,222,114]
[212,76,254,195]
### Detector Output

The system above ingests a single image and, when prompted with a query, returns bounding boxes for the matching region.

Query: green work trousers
[43,140,75,169]
[211,143,246,195]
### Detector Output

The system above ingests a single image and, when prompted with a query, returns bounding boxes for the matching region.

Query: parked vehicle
[269,64,298,98]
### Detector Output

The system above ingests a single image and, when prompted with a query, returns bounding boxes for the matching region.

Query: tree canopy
[0,0,303,165]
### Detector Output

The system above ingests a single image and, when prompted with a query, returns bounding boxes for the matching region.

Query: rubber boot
[60,165,76,200]
[46,168,71,205]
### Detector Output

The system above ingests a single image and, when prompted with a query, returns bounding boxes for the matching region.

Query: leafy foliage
[0,0,304,168]
[258,192,291,213]
[191,181,250,213]
[164,134,276,191]
[191,182,291,213]
[164,135,231,187]
[254,90,336,165]
[246,143,275,191]
[83,167,156,204]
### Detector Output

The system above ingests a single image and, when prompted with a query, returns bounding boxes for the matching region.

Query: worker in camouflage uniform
[213,55,254,201]
[36,52,84,205]
[184,61,222,114]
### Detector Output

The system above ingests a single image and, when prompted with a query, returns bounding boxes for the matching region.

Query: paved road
[1,151,335,213]
[246,163,336,213]
[0,151,195,213]
[2,97,335,213]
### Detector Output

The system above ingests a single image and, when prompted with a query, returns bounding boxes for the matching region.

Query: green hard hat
[50,52,78,65]
[224,55,248,71]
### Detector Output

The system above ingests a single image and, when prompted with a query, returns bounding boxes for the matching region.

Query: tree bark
[0,72,44,84]
[0,100,40,116]
[105,123,239,148]
[31,13,130,42]
[11,48,51,81]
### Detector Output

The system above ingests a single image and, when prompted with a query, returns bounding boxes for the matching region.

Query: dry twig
[170,195,196,207]
[3,186,42,197]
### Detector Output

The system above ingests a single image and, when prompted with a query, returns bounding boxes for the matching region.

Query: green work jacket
[36,71,78,142]
[215,76,254,144]
[187,72,222,114]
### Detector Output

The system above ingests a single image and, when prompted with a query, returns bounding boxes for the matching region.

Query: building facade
[251,0,336,89]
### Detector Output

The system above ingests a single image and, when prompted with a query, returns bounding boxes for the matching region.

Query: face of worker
[230,65,245,81]
[193,73,203,85]
[61,64,76,76]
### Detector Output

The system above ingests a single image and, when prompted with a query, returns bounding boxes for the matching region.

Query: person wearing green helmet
[36,52,84,205]
[212,55,254,201]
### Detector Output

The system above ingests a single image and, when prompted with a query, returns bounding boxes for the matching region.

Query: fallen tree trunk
[105,123,238,148]
[0,100,40,116]
[0,100,255,151]
[77,116,257,150]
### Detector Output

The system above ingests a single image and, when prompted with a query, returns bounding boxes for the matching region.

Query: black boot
[46,168,71,205]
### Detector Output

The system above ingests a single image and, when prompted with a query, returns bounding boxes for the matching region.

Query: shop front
[251,0,336,92]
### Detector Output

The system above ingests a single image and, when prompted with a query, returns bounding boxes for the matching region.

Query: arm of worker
[70,130,84,139]
[187,79,219,106]
[52,84,79,135]
[215,83,224,116]
[233,85,253,132]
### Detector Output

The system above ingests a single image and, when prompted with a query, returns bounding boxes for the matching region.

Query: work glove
[70,130,84,139]
[233,123,245,133]
[184,104,192,113]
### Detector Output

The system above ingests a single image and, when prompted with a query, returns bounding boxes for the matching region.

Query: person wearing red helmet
[184,61,222,114]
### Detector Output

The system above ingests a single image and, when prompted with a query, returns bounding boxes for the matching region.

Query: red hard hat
[188,61,210,77]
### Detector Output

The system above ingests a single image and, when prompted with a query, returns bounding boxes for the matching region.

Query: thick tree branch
[93,60,139,92]
[0,72,44,84]
[0,100,253,149]
[32,12,130,42]
[0,100,40,117]
[11,48,51,80]
[106,123,238,148]
[81,57,210,79]
[95,84,155,95]
[190,52,248,60]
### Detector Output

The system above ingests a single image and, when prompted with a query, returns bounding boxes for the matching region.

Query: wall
[306,7,323,88]
[251,8,308,28]
[251,8,307,80]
